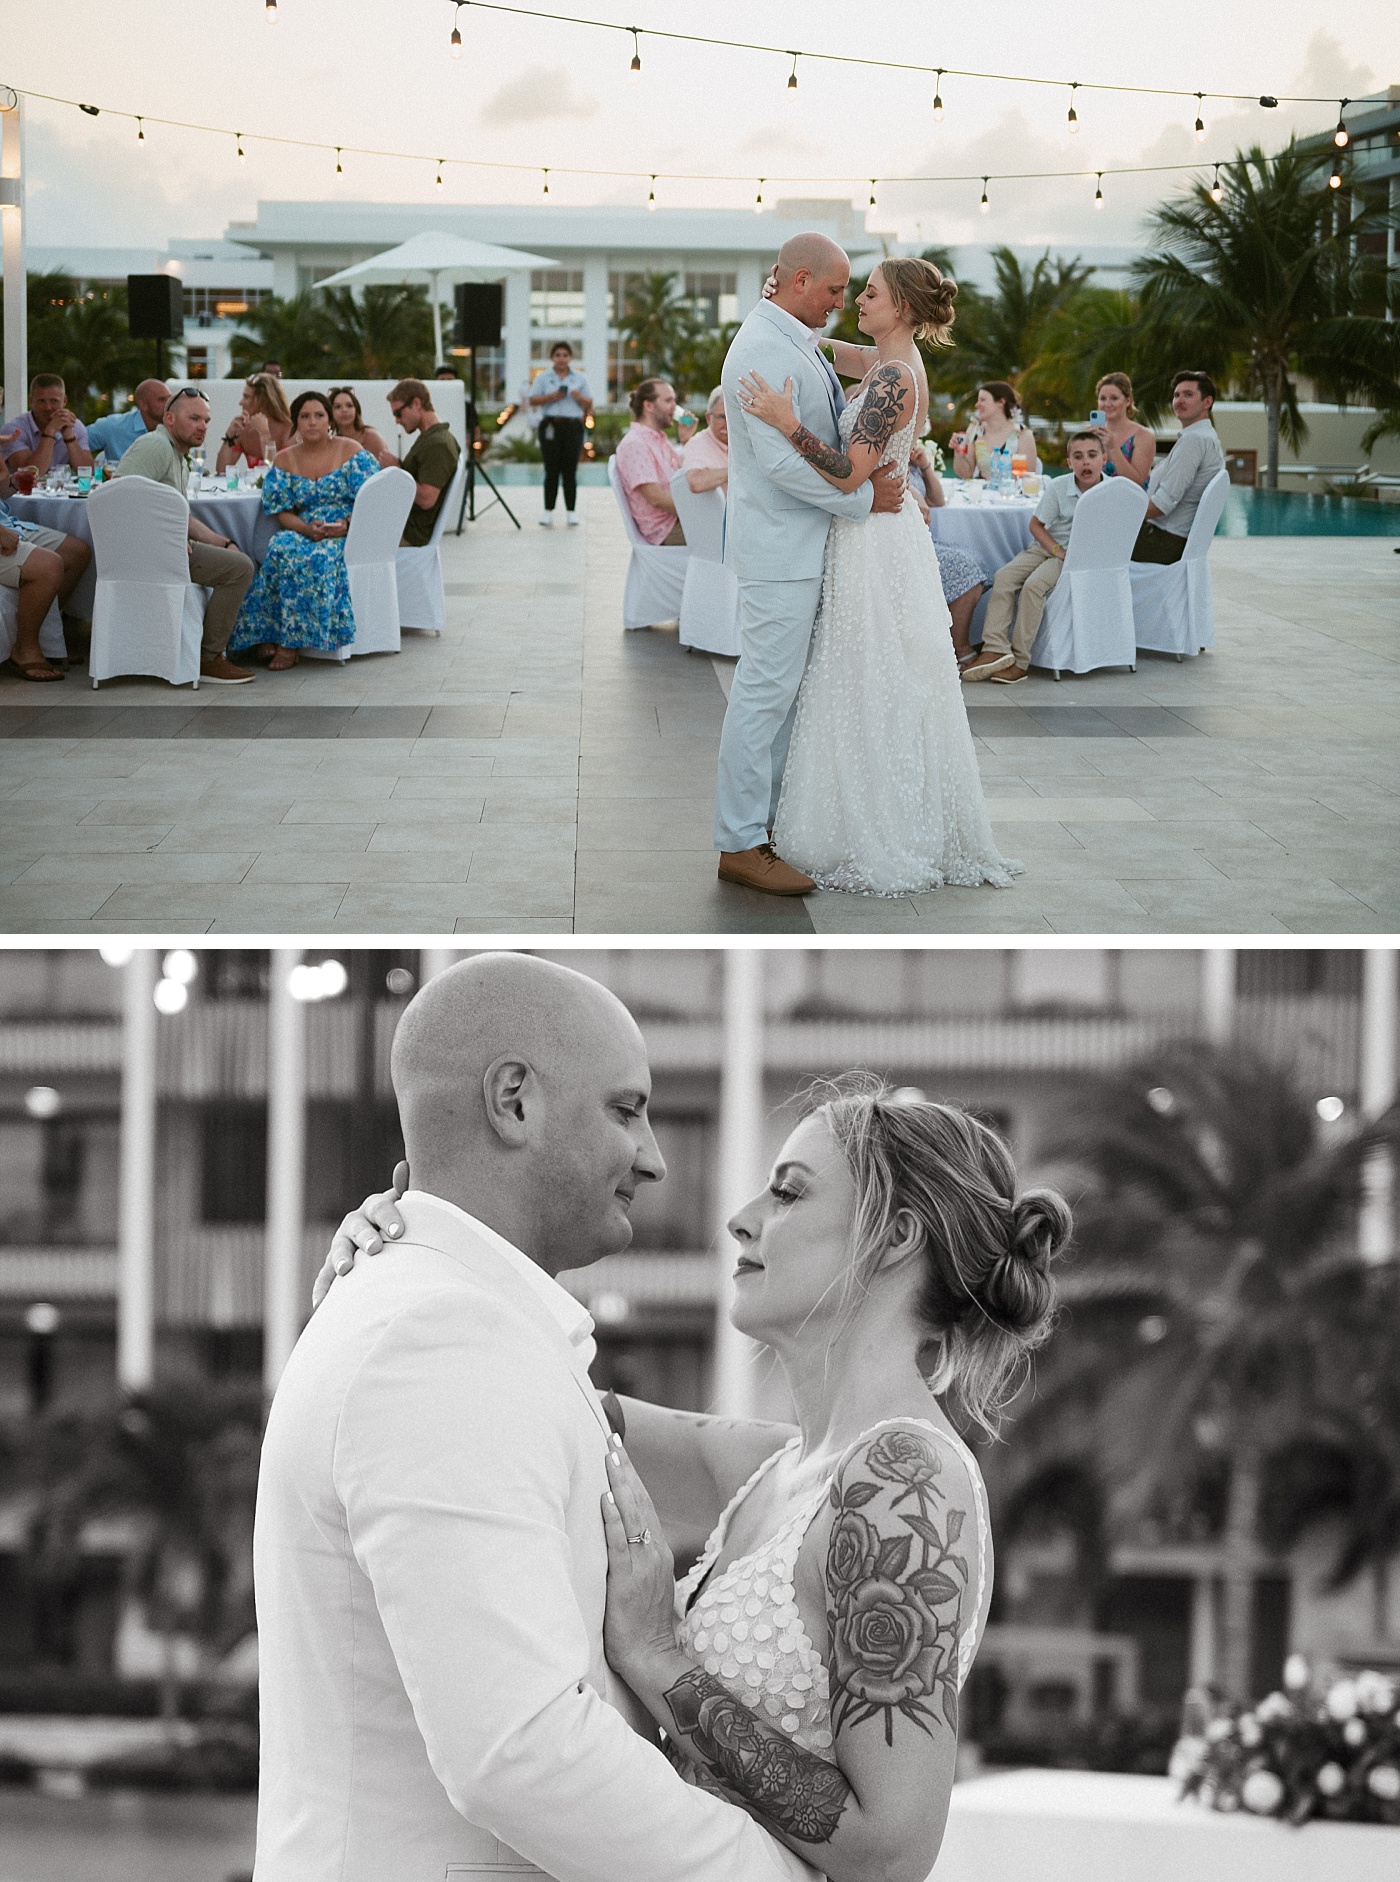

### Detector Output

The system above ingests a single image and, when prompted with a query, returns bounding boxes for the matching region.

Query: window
[530,270,585,330]
[1236,950,1362,996]
[0,1115,120,1246]
[682,273,738,330]
[201,1102,267,1224]
[1011,949,1116,1010]
[181,287,269,325]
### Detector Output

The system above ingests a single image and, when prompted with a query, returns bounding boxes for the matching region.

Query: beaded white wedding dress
[771,383,1023,895]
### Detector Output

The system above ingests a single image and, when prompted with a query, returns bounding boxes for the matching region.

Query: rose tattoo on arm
[827,1428,969,1748]
[662,1667,852,1843]
[788,424,854,480]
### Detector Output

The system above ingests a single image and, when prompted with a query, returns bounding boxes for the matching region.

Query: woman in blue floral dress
[230,391,380,669]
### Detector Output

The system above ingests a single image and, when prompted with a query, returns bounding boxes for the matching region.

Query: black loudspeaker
[127,273,185,341]
[454,282,503,348]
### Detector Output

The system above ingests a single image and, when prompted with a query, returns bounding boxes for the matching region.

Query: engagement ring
[625,1529,652,1547]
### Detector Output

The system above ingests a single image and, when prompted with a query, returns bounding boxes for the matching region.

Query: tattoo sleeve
[826,1428,969,1748]
[848,364,912,459]
[663,1666,852,1845]
[789,423,853,481]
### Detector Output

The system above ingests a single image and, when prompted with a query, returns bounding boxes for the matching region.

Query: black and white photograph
[0,945,1397,1881]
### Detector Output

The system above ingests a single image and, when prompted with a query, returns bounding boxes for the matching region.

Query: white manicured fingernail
[605,1490,615,1505]
[387,1223,402,1238]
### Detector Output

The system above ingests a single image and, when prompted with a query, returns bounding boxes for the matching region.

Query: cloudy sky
[8,0,1398,252]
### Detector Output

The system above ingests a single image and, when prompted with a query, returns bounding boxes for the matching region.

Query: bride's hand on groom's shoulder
[310,1161,410,1309]
[601,1444,678,1679]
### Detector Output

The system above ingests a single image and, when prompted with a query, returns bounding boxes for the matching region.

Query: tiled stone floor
[0,490,1395,934]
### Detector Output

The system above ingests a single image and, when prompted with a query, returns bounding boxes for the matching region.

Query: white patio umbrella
[315,231,561,367]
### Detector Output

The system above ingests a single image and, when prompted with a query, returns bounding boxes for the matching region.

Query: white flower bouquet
[1171,1660,1400,1826]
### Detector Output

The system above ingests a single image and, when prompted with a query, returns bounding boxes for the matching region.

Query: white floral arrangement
[1171,1659,1400,1827]
[924,439,946,475]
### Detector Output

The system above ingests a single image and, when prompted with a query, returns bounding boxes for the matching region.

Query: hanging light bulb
[647,175,656,211]
[1194,94,1206,142]
[1210,163,1224,203]
[542,168,550,196]
[979,176,990,214]
[265,0,278,20]
[1333,101,1350,148]
[868,179,877,210]
[1329,159,1343,190]
[628,28,641,80]
[435,159,445,193]
[1067,83,1080,134]
[755,177,765,215]
[1093,173,1104,210]
[450,3,463,58]
[236,133,245,163]
[932,68,944,121]
[787,54,798,98]
[136,117,145,144]
[334,146,343,177]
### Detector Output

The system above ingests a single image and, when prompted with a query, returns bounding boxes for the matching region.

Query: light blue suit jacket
[721,300,874,582]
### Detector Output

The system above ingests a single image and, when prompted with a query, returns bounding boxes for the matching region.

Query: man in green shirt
[116,389,257,682]
[386,380,461,548]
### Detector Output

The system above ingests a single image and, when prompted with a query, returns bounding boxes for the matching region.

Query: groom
[715,232,905,895]
[253,953,815,1882]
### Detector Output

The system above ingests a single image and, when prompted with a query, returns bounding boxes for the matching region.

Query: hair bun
[982,1189,1068,1333]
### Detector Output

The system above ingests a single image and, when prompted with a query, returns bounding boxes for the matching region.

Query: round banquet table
[926,478,1038,638]
[7,486,277,618]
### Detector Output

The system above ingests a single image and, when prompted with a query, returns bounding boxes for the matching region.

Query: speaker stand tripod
[455,346,520,533]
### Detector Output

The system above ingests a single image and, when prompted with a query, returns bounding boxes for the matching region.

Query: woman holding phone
[1090,373,1155,487]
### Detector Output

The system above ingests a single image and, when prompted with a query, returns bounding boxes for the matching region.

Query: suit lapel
[754,303,841,435]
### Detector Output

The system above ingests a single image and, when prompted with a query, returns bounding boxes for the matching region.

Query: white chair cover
[396,454,468,636]
[608,456,688,631]
[0,588,65,663]
[1028,477,1147,679]
[86,477,206,689]
[670,469,741,656]
[304,467,417,663]
[1129,467,1229,658]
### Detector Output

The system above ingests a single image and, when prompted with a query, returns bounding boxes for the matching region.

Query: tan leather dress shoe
[718,844,815,896]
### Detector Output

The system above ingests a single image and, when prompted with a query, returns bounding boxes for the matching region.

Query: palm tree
[23,1383,262,1722]
[617,273,705,384]
[947,247,1095,423]
[316,285,436,379]
[2,273,156,418]
[1023,1041,1400,1703]
[229,292,333,379]
[1133,140,1400,486]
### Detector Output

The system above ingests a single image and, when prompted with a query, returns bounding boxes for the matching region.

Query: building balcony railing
[0,1247,119,1299]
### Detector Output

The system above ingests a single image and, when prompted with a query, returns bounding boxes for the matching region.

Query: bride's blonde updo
[811,1075,1068,1437]
[879,258,959,348]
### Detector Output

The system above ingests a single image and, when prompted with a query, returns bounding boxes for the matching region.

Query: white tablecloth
[928,486,1037,569]
[8,488,276,617]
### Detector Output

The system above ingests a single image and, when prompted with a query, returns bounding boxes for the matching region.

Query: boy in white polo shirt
[963,430,1105,684]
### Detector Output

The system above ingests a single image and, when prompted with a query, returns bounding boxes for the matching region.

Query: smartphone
[1089,410,1106,426]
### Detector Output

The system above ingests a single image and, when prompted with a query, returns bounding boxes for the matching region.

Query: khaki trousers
[186,542,255,655]
[981,545,1062,667]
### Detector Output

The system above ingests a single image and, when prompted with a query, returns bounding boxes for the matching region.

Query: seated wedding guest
[86,379,170,467]
[383,379,461,547]
[950,381,1038,482]
[1091,372,1156,486]
[1133,370,1226,564]
[529,342,594,527]
[963,430,1106,684]
[329,386,392,466]
[5,374,94,474]
[115,387,257,683]
[614,377,696,545]
[0,458,92,680]
[908,440,991,666]
[228,391,379,670]
[682,387,729,494]
[216,372,293,472]
[261,360,283,379]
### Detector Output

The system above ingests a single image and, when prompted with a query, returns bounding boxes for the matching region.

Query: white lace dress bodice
[672,1417,991,1772]
[771,376,1023,896]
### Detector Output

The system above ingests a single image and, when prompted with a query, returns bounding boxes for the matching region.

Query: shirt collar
[761,298,824,350]
[1180,417,1214,435]
[400,1189,597,1359]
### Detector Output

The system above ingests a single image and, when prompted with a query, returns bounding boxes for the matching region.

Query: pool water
[1218,487,1400,536]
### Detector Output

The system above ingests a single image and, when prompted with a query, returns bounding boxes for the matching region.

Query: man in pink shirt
[613,379,696,544]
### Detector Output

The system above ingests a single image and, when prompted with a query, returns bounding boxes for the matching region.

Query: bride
[738,260,1022,897]
[320,1079,1067,1882]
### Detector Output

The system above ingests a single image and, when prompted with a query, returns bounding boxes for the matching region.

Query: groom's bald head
[390,953,664,1271]
[771,233,851,327]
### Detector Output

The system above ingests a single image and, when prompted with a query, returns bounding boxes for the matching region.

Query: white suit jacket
[720,298,874,583]
[253,1191,817,1882]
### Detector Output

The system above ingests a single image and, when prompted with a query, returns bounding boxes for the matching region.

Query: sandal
[3,657,66,682]
[268,649,299,671]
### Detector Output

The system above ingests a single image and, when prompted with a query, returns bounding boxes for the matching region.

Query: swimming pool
[1218,487,1400,536]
